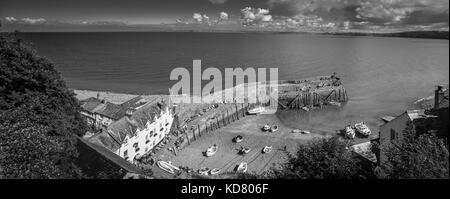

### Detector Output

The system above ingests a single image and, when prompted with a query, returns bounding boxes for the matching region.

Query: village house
[378,86,449,164]
[87,100,174,163]
[80,96,146,129]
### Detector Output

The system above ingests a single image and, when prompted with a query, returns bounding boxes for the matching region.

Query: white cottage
[88,100,174,163]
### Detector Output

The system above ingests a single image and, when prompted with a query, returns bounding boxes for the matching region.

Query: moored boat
[301,130,311,134]
[262,146,273,154]
[328,101,341,107]
[236,162,248,173]
[354,122,371,136]
[262,124,271,132]
[209,168,220,175]
[270,125,279,132]
[247,107,265,115]
[205,144,218,157]
[157,161,175,174]
[345,125,355,139]
[239,146,251,155]
[198,167,210,176]
[233,135,243,143]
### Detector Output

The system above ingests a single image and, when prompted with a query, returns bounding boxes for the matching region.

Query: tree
[267,137,373,179]
[383,124,449,179]
[0,33,88,178]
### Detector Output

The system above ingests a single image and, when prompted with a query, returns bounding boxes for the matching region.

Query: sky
[0,0,448,32]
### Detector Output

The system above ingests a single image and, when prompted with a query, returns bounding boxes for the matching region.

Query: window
[133,143,138,148]
[390,129,397,141]
[135,148,140,152]
[145,147,149,152]
[146,140,150,144]
[123,150,128,157]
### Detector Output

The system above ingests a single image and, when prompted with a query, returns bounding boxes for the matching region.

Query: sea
[17,32,449,134]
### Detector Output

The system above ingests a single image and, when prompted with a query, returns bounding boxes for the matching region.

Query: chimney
[434,85,444,110]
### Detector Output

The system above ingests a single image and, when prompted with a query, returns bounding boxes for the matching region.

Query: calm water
[18,32,449,133]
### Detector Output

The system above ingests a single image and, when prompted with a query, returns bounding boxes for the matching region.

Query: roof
[88,100,168,152]
[350,141,377,163]
[80,97,103,113]
[406,109,437,121]
[75,137,144,178]
[80,96,147,120]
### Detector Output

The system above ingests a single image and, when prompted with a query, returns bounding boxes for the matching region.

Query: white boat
[270,125,279,132]
[301,130,311,134]
[157,161,175,174]
[198,167,210,176]
[292,129,302,133]
[247,107,265,115]
[345,125,355,139]
[209,168,220,175]
[205,145,218,157]
[328,101,341,107]
[262,146,273,154]
[262,124,271,132]
[236,162,248,173]
[233,135,243,143]
[239,146,251,155]
[354,122,371,136]
[302,107,310,112]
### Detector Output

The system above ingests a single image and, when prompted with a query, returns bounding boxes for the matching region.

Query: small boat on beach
[270,125,279,132]
[209,168,220,175]
[302,107,310,112]
[262,146,273,154]
[328,101,341,107]
[239,146,251,155]
[157,161,178,174]
[354,122,371,137]
[236,162,248,173]
[233,135,244,143]
[205,144,218,157]
[345,125,355,139]
[198,167,210,176]
[262,124,271,132]
[301,130,311,134]
[292,129,302,133]
[247,107,265,115]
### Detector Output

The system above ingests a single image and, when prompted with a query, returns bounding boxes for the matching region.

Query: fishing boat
[247,107,265,115]
[239,146,251,155]
[205,144,218,157]
[262,146,273,154]
[236,162,248,173]
[328,101,341,107]
[354,122,371,136]
[209,168,220,175]
[262,124,271,132]
[233,135,243,143]
[345,125,355,139]
[157,161,175,174]
[301,130,311,134]
[198,167,210,176]
[292,129,302,133]
[270,125,279,132]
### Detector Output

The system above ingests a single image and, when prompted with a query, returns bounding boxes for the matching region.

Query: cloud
[5,17,17,23]
[193,13,204,22]
[4,17,47,24]
[240,7,273,25]
[266,0,449,28]
[220,12,229,20]
[208,0,228,4]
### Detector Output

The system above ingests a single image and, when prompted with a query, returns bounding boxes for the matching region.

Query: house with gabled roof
[87,100,174,163]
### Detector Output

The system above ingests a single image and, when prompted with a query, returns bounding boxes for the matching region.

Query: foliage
[267,137,372,179]
[0,33,87,178]
[383,123,449,179]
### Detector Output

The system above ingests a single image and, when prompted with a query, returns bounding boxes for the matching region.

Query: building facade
[88,100,174,163]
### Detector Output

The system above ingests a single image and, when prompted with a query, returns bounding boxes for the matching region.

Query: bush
[0,33,87,178]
